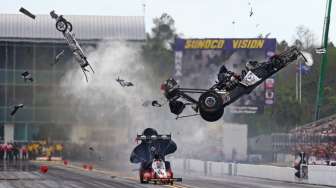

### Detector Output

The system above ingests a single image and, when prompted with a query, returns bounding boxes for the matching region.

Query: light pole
[315,0,333,120]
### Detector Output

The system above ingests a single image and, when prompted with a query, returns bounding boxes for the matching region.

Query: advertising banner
[174,38,276,114]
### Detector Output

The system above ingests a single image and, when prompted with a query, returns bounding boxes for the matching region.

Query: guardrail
[170,158,336,187]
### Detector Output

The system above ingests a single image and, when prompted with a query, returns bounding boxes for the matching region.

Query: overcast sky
[1,0,335,44]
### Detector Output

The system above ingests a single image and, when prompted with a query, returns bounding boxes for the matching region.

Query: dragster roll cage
[167,88,209,105]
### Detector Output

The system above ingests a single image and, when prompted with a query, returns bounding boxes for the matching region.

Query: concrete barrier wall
[170,158,184,171]
[189,159,205,175]
[208,161,230,176]
[308,165,336,186]
[237,164,295,182]
[170,158,336,187]
[169,158,231,176]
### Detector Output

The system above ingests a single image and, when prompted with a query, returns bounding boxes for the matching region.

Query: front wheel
[66,21,73,32]
[56,19,68,32]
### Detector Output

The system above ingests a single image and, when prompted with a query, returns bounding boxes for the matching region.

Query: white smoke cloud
[55,41,210,166]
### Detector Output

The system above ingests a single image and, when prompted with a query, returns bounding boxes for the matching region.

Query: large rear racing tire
[198,91,224,122]
[199,108,224,122]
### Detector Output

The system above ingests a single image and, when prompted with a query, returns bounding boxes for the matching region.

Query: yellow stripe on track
[165,183,196,188]
[173,183,203,188]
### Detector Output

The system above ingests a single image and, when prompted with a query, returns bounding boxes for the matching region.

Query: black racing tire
[198,91,224,122]
[140,175,147,184]
[199,108,224,122]
[139,169,146,184]
[198,91,223,113]
[169,100,185,115]
[164,161,171,170]
[140,180,148,184]
[56,19,68,32]
[66,21,73,32]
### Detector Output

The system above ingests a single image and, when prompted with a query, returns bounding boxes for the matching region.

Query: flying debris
[152,100,162,107]
[21,71,33,82]
[300,51,314,66]
[315,47,326,54]
[50,10,94,82]
[143,100,164,107]
[88,147,103,161]
[10,104,24,116]
[53,50,65,65]
[249,8,254,17]
[19,7,36,19]
[116,77,134,87]
[265,33,271,38]
[232,20,236,24]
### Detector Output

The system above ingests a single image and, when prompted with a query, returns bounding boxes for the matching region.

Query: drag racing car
[50,10,94,82]
[130,128,182,185]
[162,47,309,122]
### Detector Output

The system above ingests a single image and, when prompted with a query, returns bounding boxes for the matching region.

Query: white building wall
[222,123,248,161]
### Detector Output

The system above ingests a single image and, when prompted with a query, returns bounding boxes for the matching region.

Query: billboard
[174,38,276,114]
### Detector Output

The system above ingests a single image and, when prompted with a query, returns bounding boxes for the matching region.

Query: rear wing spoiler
[136,134,171,141]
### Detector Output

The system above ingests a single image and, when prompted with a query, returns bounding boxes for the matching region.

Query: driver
[218,64,241,82]
[217,64,242,90]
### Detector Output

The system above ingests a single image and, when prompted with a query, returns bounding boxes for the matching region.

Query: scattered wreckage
[116,77,134,87]
[53,50,65,65]
[315,47,326,54]
[10,104,24,116]
[50,10,94,82]
[142,100,164,108]
[21,71,33,82]
[249,8,254,17]
[161,47,310,122]
[19,7,36,19]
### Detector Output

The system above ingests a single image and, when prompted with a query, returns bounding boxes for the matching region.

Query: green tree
[277,40,289,52]
[142,13,177,82]
[295,25,316,49]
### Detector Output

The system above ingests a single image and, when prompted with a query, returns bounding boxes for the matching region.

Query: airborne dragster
[161,47,309,122]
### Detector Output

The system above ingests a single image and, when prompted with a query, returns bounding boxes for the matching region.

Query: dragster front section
[50,10,94,82]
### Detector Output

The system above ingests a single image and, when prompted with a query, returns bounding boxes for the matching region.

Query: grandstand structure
[272,114,336,163]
